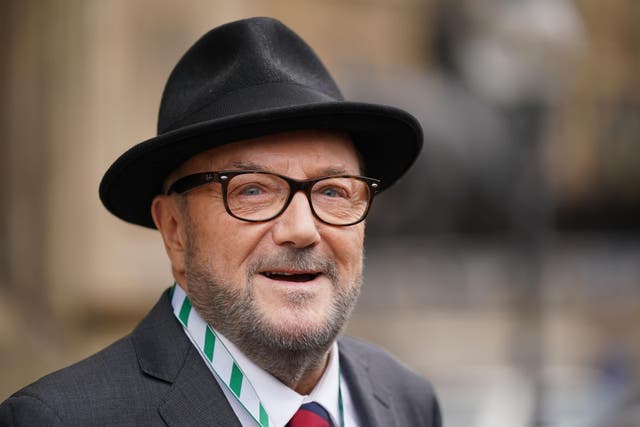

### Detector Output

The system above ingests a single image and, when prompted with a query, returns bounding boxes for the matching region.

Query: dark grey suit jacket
[0,291,441,426]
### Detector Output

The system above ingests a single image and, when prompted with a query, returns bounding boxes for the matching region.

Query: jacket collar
[131,290,241,427]
[338,337,398,427]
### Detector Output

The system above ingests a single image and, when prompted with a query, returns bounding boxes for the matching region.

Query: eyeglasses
[166,170,380,226]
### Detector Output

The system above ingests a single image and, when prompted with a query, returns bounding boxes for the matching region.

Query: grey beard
[184,247,361,387]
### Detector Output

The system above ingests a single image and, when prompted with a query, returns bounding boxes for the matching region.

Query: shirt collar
[213,325,342,427]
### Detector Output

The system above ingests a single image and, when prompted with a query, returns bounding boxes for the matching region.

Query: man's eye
[239,185,264,196]
[320,187,346,198]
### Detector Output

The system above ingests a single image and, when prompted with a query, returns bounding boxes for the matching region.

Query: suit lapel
[157,345,241,427]
[339,338,398,427]
[131,291,241,427]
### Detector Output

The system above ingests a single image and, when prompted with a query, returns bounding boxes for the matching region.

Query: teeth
[262,271,318,282]
[265,272,301,277]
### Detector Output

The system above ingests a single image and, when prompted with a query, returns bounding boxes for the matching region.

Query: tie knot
[287,401,334,427]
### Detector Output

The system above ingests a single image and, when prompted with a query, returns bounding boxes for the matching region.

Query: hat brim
[99,101,422,228]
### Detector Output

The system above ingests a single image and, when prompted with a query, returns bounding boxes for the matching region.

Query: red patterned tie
[286,402,334,427]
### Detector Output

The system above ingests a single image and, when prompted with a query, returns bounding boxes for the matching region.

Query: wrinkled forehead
[164,130,363,188]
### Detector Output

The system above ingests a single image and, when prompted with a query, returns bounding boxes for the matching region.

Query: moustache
[247,248,339,283]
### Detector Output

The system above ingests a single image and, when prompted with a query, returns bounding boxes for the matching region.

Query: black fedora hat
[99,17,423,228]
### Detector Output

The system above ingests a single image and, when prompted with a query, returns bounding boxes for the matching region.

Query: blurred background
[1,0,639,426]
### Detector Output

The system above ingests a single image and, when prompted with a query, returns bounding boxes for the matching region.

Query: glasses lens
[226,173,288,221]
[311,177,370,225]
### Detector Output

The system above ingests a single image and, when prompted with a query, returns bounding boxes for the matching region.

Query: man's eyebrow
[227,162,353,176]
[229,161,264,170]
[318,166,351,176]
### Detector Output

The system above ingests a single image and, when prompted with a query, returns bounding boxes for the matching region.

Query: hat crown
[158,17,343,135]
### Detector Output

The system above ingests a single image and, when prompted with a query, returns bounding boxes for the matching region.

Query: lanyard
[170,284,345,427]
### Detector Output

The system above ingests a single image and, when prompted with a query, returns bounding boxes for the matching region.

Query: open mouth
[261,271,320,283]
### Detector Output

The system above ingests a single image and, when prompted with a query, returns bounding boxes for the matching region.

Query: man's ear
[151,195,187,287]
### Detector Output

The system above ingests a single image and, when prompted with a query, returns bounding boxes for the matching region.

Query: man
[0,17,441,426]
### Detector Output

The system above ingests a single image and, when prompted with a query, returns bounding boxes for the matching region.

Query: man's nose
[271,192,321,248]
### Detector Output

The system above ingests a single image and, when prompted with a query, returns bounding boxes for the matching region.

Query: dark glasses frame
[166,170,380,226]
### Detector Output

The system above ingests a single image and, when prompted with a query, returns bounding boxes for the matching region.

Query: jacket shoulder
[0,334,167,426]
[0,292,180,426]
[0,393,65,426]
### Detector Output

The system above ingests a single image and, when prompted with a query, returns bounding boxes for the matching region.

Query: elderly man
[0,17,441,426]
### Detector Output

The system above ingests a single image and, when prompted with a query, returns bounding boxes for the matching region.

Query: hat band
[159,82,342,134]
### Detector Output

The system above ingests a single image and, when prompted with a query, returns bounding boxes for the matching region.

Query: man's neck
[240,343,332,394]
[287,351,331,395]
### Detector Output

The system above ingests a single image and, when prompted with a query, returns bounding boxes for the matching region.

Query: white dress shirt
[181,305,360,427]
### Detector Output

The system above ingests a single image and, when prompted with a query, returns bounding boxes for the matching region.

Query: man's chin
[250,313,338,352]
